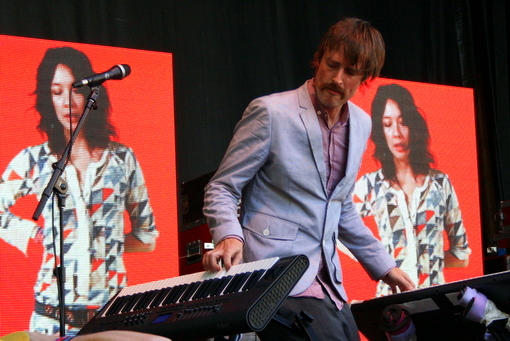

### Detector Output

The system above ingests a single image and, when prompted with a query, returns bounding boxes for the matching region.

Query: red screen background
[341,77,484,304]
[0,35,178,334]
[0,36,484,337]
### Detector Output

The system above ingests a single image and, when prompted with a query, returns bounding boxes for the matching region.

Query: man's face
[314,49,364,114]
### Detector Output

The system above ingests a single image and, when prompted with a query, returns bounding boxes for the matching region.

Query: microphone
[72,64,131,88]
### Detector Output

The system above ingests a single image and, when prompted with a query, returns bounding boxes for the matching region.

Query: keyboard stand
[272,311,320,341]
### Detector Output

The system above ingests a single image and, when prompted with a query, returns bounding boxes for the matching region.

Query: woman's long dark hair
[35,46,117,154]
[371,83,434,181]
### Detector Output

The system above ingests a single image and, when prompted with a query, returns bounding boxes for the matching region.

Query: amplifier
[179,171,216,275]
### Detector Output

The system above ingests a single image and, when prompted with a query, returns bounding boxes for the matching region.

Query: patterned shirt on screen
[0,141,158,333]
[353,168,471,297]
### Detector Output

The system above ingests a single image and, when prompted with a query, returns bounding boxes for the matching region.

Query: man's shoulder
[348,100,370,118]
[251,82,307,105]
[347,101,371,131]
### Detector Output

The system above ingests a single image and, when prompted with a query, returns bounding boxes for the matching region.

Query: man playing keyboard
[202,17,415,341]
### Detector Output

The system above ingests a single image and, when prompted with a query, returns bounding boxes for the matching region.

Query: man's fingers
[222,250,242,271]
[203,250,222,272]
[202,238,244,272]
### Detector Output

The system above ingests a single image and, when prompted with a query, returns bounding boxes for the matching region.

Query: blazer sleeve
[203,98,272,243]
[337,193,396,281]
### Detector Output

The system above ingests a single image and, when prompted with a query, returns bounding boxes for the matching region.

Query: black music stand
[351,271,510,340]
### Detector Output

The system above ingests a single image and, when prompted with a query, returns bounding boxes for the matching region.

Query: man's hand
[202,238,243,272]
[381,267,416,294]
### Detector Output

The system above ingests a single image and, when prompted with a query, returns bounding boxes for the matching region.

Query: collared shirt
[0,141,158,331]
[317,109,349,197]
[353,168,471,296]
[295,80,350,309]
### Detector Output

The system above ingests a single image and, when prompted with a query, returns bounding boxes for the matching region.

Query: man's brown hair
[312,18,385,85]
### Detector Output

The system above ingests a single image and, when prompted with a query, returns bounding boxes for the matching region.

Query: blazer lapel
[297,83,328,195]
[344,103,363,178]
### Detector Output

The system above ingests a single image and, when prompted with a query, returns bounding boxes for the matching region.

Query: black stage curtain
[0,0,508,252]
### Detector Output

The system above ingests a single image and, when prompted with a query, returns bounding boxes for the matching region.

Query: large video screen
[340,77,483,306]
[0,35,178,335]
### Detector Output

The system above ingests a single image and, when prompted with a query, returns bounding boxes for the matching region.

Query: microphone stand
[32,85,101,337]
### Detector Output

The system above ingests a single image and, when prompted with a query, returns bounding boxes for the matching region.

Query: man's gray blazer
[204,81,395,301]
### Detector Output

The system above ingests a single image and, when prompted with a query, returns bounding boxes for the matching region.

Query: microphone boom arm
[32,85,101,337]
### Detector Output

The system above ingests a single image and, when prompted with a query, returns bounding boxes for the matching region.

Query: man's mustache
[323,82,344,96]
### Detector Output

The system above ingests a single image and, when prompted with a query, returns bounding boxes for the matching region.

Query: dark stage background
[1,0,509,261]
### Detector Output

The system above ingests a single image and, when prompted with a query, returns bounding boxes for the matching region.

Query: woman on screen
[0,47,159,335]
[353,83,471,297]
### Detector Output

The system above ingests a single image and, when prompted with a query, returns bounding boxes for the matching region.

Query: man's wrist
[219,235,244,244]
